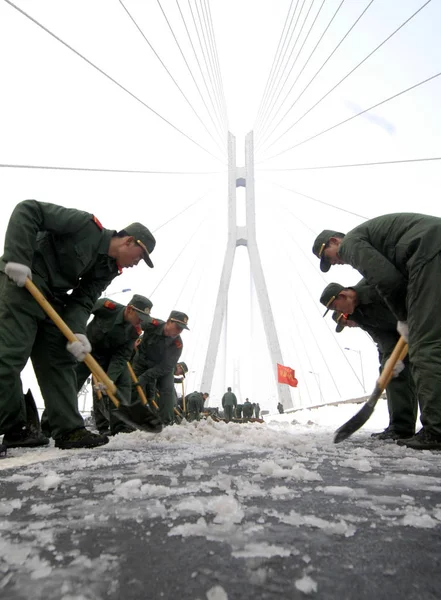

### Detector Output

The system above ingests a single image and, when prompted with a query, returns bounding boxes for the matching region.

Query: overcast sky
[1,0,440,411]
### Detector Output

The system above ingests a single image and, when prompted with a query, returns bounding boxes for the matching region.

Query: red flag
[277,363,298,387]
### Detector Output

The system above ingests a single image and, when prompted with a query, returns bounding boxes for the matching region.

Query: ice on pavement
[1,398,441,599]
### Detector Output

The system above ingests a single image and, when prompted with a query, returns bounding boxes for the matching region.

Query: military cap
[168,310,190,330]
[129,294,153,322]
[332,310,345,333]
[312,230,344,273]
[123,223,156,268]
[177,361,188,374]
[320,282,345,317]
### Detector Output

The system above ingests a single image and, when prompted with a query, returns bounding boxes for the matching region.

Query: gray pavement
[1,424,441,599]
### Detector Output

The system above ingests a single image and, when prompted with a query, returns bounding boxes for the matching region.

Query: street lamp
[308,370,324,404]
[344,347,366,393]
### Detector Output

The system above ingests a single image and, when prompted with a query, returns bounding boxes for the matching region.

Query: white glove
[397,321,409,342]
[4,262,32,287]
[392,359,405,378]
[66,334,92,362]
[93,381,110,394]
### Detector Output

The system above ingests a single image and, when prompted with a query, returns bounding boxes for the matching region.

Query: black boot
[371,428,414,441]
[397,428,441,450]
[3,426,50,448]
[55,428,109,450]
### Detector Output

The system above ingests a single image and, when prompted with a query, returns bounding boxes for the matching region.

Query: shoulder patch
[92,215,103,230]
[174,338,183,349]
[151,319,159,327]
[103,300,116,310]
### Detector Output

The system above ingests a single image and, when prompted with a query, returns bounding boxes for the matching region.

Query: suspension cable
[254,0,296,131]
[152,186,219,233]
[260,0,432,154]
[0,163,225,175]
[189,0,226,132]
[257,0,374,153]
[256,0,327,148]
[176,1,225,137]
[257,156,441,171]
[202,0,229,129]
[256,0,303,135]
[258,0,317,141]
[119,0,225,157]
[4,0,223,163]
[155,0,226,151]
[261,179,369,219]
[261,71,441,162]
[149,198,215,297]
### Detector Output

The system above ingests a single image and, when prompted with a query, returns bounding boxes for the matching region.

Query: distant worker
[221,387,237,422]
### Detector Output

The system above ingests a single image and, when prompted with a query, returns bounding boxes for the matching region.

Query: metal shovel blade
[115,397,163,434]
[334,386,381,443]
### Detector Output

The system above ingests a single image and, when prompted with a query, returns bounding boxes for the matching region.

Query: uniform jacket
[339,212,441,321]
[186,391,205,412]
[350,279,400,355]
[0,200,119,332]
[132,319,183,396]
[87,298,140,383]
[222,391,237,407]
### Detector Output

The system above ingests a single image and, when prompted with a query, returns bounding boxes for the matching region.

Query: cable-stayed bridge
[1,0,440,412]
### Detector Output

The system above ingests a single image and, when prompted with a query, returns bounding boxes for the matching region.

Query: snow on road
[1,400,440,599]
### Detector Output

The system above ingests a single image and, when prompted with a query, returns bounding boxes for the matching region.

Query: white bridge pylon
[201,131,293,409]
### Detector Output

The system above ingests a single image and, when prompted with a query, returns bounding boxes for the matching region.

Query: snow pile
[0,400,440,599]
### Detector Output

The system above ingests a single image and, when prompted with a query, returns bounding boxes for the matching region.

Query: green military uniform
[132,318,184,425]
[186,391,205,421]
[222,390,237,422]
[242,400,253,419]
[0,201,120,440]
[235,404,243,419]
[76,295,151,434]
[315,213,441,443]
[322,280,417,437]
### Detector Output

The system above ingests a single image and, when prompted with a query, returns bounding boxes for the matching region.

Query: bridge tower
[200,131,293,409]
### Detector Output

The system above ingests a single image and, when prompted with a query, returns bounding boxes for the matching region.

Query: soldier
[255,403,261,419]
[0,200,155,451]
[242,398,254,419]
[133,311,189,425]
[313,212,441,450]
[174,362,188,383]
[332,311,359,332]
[186,391,209,421]
[221,387,237,422]
[77,294,153,436]
[235,403,243,419]
[277,402,284,414]
[321,281,417,440]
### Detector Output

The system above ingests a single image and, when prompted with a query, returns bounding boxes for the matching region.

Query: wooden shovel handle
[24,278,117,396]
[378,336,408,390]
[127,362,147,406]
[92,374,103,400]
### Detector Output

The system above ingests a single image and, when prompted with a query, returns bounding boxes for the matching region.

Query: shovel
[91,374,111,422]
[24,278,162,434]
[127,362,160,410]
[334,336,408,443]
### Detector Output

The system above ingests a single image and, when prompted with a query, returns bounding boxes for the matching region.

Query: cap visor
[143,255,154,268]
[131,306,152,323]
[170,319,190,330]
[320,258,331,272]
[322,307,331,317]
